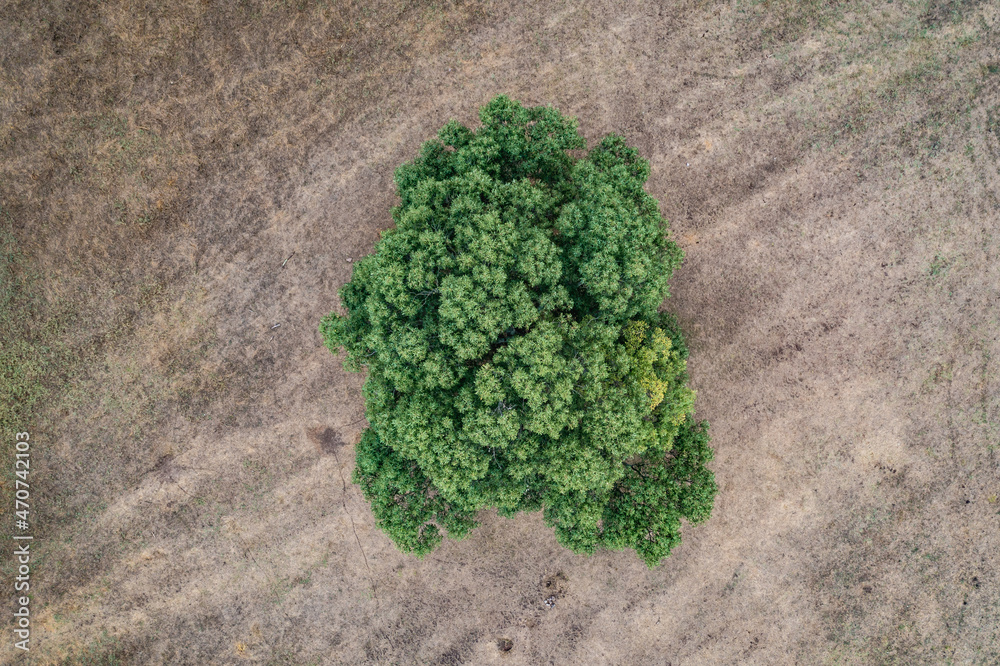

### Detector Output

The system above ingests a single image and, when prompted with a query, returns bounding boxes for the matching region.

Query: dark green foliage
[320,95,716,566]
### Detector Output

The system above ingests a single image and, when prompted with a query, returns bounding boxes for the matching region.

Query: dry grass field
[1,0,999,663]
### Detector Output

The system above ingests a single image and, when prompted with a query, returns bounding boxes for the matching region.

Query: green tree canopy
[321,95,716,566]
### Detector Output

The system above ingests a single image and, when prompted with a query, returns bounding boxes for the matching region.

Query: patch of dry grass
[0,0,998,663]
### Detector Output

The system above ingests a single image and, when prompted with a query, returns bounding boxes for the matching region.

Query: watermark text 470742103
[12,432,32,652]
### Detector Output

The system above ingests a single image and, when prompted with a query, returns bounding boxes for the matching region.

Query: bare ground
[1,0,999,663]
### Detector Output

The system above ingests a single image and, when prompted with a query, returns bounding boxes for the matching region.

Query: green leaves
[555,155,683,320]
[353,429,478,556]
[602,419,717,567]
[322,95,716,566]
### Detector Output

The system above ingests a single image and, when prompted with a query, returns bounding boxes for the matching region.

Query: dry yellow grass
[1,0,998,663]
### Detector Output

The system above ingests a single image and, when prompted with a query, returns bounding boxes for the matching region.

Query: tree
[320,95,716,567]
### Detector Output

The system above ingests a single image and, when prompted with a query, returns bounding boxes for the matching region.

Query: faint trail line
[341,414,368,428]
[332,446,378,606]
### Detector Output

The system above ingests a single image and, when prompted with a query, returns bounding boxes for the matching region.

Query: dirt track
[1,0,999,663]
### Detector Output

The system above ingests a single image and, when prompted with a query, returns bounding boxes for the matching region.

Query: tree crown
[321,95,716,566]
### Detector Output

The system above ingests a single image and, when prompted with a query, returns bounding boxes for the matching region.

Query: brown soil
[1,0,998,663]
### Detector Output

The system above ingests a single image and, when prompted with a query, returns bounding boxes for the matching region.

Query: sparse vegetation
[0,214,46,443]
[0,212,79,561]
[58,629,126,666]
